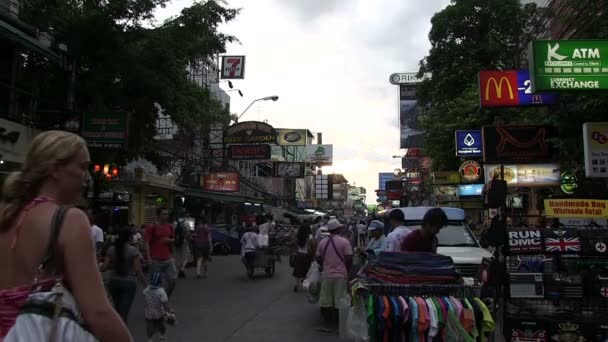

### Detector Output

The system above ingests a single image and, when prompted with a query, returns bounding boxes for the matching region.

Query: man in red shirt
[145,206,177,297]
[402,208,448,253]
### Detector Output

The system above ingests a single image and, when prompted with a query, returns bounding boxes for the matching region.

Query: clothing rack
[362,283,482,297]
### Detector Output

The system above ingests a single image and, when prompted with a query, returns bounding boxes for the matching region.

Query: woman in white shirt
[240,225,259,278]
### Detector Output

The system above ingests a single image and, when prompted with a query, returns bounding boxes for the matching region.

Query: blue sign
[457,184,483,197]
[455,130,483,157]
[379,173,394,191]
[516,70,558,106]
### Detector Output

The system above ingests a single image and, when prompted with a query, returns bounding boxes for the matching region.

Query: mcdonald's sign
[478,70,557,108]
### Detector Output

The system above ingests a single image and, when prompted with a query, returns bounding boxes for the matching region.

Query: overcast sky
[155,0,450,203]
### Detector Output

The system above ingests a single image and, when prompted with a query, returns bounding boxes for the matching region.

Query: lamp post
[235,95,279,122]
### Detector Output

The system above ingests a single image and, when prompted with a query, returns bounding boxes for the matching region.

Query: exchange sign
[478,70,557,107]
[529,40,608,92]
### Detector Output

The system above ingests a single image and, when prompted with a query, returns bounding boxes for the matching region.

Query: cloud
[155,0,450,203]
[275,0,351,22]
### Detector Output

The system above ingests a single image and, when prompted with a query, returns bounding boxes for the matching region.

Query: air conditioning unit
[1,0,19,18]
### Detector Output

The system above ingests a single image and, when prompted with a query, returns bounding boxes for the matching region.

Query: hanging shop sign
[583,122,608,178]
[560,171,579,194]
[431,171,461,185]
[276,129,308,146]
[529,40,608,92]
[457,184,483,197]
[272,162,305,178]
[478,70,557,107]
[483,125,556,163]
[303,144,333,166]
[201,172,239,192]
[455,130,483,157]
[220,55,246,79]
[227,144,271,160]
[508,228,544,254]
[485,164,560,187]
[81,112,129,149]
[223,121,276,144]
[544,228,581,254]
[0,118,34,164]
[544,199,608,219]
[378,173,394,191]
[459,160,482,182]
[389,72,431,84]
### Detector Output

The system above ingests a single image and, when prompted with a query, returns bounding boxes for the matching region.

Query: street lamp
[236,95,279,122]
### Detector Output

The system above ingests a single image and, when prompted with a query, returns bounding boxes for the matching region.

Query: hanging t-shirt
[408,297,419,342]
[368,295,377,342]
[415,297,429,342]
[425,298,438,341]
[473,298,495,338]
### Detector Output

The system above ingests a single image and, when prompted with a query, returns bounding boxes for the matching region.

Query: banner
[272,162,305,178]
[485,164,560,187]
[431,171,461,185]
[220,55,246,79]
[227,145,271,160]
[202,172,239,192]
[399,83,425,149]
[545,199,608,218]
[478,70,556,107]
[224,121,276,144]
[583,122,608,178]
[483,125,556,163]
[304,144,333,165]
[276,129,307,146]
[389,72,431,84]
[529,40,608,92]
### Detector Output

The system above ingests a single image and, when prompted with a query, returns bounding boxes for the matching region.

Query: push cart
[245,248,276,278]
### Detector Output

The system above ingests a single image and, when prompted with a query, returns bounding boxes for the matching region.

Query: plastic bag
[338,295,352,339]
[346,300,369,341]
[304,262,321,303]
[306,261,321,284]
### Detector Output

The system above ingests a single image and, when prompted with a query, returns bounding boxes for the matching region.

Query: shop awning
[183,188,266,204]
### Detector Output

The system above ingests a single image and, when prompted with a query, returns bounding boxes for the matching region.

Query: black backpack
[174,220,185,248]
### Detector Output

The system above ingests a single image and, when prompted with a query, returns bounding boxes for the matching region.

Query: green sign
[529,40,608,92]
[81,112,128,149]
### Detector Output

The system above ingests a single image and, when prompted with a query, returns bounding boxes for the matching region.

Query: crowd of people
[292,208,450,334]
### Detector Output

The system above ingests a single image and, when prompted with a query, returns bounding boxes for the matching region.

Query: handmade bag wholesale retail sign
[544,199,608,218]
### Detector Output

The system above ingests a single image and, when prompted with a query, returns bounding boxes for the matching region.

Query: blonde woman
[0,131,133,341]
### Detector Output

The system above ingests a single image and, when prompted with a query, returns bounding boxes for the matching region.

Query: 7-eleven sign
[221,56,246,79]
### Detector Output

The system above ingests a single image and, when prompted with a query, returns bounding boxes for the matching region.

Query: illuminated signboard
[478,70,556,107]
[455,130,482,157]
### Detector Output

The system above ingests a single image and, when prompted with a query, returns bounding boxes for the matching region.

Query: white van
[391,207,492,277]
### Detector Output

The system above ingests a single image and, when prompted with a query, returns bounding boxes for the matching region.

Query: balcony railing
[0,0,19,19]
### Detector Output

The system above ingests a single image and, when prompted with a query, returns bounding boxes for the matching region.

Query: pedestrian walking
[356,220,367,247]
[173,216,191,279]
[88,209,104,258]
[0,130,132,341]
[145,206,178,297]
[292,224,315,292]
[383,209,413,252]
[193,216,212,279]
[315,219,353,333]
[102,226,147,324]
[240,224,259,278]
[143,273,174,342]
[364,220,386,256]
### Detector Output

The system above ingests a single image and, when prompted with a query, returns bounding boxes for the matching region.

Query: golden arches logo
[485,76,514,100]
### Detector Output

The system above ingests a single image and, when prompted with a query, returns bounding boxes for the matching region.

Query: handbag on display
[483,177,507,209]
[4,207,98,342]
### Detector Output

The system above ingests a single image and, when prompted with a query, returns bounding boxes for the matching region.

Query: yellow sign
[485,77,514,100]
[276,129,307,146]
[431,171,461,185]
[544,199,608,218]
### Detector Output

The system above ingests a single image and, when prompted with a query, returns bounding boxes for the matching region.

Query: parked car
[391,207,492,278]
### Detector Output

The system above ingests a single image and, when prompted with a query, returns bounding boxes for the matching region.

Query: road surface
[127,255,347,341]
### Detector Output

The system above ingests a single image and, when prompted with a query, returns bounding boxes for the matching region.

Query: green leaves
[18,0,238,163]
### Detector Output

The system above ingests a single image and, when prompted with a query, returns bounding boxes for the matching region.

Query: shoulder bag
[5,206,98,342]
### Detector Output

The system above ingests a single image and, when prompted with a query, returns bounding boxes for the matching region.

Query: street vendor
[401,208,448,253]
[364,220,386,256]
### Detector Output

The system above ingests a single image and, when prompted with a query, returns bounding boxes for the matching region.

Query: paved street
[127,255,346,342]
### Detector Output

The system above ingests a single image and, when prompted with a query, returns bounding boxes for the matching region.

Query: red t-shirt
[401,229,438,253]
[145,223,174,260]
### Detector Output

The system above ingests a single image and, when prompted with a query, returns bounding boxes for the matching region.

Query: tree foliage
[18,0,238,162]
[416,0,540,170]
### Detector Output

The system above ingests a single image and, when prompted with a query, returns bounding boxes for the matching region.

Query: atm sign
[479,70,557,108]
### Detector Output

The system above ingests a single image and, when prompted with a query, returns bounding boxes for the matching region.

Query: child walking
[143,273,174,342]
